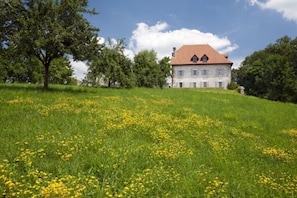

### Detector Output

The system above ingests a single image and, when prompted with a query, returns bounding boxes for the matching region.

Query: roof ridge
[182,44,210,46]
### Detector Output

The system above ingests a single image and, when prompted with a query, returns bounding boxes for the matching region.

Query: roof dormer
[201,54,209,63]
[191,55,199,63]
[170,44,233,66]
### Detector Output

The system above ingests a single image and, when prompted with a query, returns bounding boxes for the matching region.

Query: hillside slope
[0,84,297,197]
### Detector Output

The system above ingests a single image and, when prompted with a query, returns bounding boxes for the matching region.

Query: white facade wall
[172,64,231,89]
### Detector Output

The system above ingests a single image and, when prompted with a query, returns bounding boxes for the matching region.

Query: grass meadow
[0,84,297,197]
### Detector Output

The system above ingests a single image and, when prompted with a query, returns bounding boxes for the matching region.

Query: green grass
[1,84,297,197]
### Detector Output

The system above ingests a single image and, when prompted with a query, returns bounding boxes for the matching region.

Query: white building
[171,44,233,89]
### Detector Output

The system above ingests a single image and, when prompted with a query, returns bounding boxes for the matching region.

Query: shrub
[227,82,239,90]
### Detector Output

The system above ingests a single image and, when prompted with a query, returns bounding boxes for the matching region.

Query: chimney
[172,47,176,57]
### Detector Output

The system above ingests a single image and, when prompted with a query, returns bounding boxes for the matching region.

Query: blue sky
[72,0,297,80]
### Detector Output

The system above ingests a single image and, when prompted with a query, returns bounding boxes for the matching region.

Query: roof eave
[171,63,233,66]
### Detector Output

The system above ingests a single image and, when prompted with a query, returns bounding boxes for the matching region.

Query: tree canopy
[0,53,75,84]
[0,0,100,89]
[84,39,135,88]
[235,36,297,103]
[84,41,171,88]
[133,50,171,88]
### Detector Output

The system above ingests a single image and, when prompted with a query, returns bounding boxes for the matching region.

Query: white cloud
[249,0,297,23]
[232,57,244,69]
[128,21,238,59]
[71,23,239,79]
[70,36,104,80]
[98,37,105,45]
[123,48,135,60]
[70,60,88,81]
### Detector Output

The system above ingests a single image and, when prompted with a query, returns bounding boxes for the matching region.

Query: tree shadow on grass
[0,83,97,94]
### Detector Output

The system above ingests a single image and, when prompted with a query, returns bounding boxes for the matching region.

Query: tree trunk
[44,63,50,89]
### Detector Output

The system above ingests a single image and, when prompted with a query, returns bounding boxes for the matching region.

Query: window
[203,82,208,87]
[179,82,183,88]
[201,55,209,63]
[191,69,198,76]
[177,70,184,77]
[191,55,199,63]
[193,82,197,88]
[216,69,224,76]
[202,69,208,75]
[218,82,223,88]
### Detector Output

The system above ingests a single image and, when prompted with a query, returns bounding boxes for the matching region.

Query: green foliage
[0,63,7,82]
[158,56,172,88]
[0,53,41,83]
[237,36,297,103]
[85,39,135,88]
[134,50,171,88]
[1,0,100,89]
[0,84,297,197]
[0,1,23,49]
[85,43,171,88]
[0,54,75,85]
[134,50,158,87]
[227,81,239,90]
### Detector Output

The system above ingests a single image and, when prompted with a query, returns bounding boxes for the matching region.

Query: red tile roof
[171,44,233,66]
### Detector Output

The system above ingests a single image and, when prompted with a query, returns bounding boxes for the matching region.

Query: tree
[237,36,297,103]
[133,50,170,88]
[0,1,23,82]
[0,49,74,84]
[50,57,76,85]
[0,54,9,82]
[85,38,135,87]
[1,0,101,89]
[0,51,38,83]
[0,1,22,49]
[158,57,172,88]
